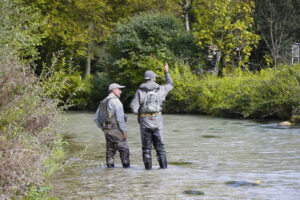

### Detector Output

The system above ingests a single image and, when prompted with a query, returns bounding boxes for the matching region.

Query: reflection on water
[50,112,300,200]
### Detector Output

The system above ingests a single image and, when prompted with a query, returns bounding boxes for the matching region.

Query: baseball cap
[144,70,157,80]
[108,83,125,92]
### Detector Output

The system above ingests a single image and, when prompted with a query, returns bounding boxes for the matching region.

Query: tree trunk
[85,22,94,76]
[180,0,193,32]
[185,11,190,32]
[86,42,91,76]
[213,51,221,76]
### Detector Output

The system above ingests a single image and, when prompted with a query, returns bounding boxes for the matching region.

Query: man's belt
[139,112,161,117]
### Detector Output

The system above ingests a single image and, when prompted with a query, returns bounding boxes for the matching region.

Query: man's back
[130,72,173,115]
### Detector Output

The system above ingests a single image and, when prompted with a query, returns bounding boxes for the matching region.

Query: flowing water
[50,112,300,200]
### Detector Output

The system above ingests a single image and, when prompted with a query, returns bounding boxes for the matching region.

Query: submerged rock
[169,161,192,166]
[183,190,204,195]
[67,157,83,163]
[201,135,221,138]
[225,181,260,187]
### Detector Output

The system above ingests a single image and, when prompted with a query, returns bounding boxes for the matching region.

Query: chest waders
[103,102,130,168]
[139,90,167,170]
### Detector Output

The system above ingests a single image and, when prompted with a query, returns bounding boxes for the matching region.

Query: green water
[49,112,300,199]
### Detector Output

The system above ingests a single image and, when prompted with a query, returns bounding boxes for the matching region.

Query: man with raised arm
[130,63,173,169]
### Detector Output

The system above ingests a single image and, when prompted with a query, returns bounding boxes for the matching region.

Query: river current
[49,112,300,200]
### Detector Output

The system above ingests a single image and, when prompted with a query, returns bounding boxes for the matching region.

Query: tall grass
[0,55,67,199]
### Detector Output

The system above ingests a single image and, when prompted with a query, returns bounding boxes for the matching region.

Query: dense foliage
[105,12,203,105]
[171,64,300,119]
[193,0,260,73]
[0,0,65,199]
[0,0,42,58]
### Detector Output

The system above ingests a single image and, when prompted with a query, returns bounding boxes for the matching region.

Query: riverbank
[0,57,64,199]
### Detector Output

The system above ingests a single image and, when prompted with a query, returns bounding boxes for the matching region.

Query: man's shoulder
[109,96,122,105]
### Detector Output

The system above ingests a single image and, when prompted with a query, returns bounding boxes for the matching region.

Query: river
[49,112,300,200]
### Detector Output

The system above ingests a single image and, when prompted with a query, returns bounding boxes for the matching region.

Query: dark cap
[144,70,157,80]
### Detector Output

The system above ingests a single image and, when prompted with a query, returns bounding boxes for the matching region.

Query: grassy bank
[0,56,64,199]
[171,64,300,120]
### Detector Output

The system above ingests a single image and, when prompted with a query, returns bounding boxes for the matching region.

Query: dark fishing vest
[102,97,120,130]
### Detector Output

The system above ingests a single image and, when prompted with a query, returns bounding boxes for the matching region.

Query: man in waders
[94,83,130,168]
[130,63,173,169]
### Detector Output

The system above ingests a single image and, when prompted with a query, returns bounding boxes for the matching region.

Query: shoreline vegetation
[170,64,300,122]
[0,0,299,199]
[0,56,65,199]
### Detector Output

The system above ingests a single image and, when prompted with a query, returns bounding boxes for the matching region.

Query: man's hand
[123,131,127,139]
[164,62,169,73]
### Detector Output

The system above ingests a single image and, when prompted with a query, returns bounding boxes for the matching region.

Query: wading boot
[144,162,152,170]
[158,155,167,169]
[122,163,130,168]
[120,150,130,168]
[159,161,167,169]
[143,156,152,170]
[106,157,114,168]
[107,164,114,168]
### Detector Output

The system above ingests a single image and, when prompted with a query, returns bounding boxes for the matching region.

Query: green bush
[105,12,203,105]
[169,62,202,113]
[0,0,42,59]
[69,72,112,110]
[171,64,300,119]
[107,12,200,64]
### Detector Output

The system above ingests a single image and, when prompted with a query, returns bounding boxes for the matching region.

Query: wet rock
[201,135,221,138]
[278,121,294,126]
[225,181,259,187]
[82,186,89,191]
[183,190,204,195]
[68,157,83,163]
[169,161,192,166]
[63,157,84,166]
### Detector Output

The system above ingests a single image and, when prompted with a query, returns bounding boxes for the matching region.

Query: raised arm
[164,62,173,93]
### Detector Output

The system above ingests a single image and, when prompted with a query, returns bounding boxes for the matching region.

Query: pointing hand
[164,62,169,72]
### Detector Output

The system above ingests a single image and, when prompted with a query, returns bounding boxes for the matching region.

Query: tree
[32,0,179,76]
[254,0,300,69]
[193,0,260,74]
[72,0,108,76]
[29,0,109,75]
[106,12,202,104]
[0,0,42,59]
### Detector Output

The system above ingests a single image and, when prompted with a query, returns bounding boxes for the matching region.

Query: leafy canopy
[106,12,202,102]
[193,0,260,70]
